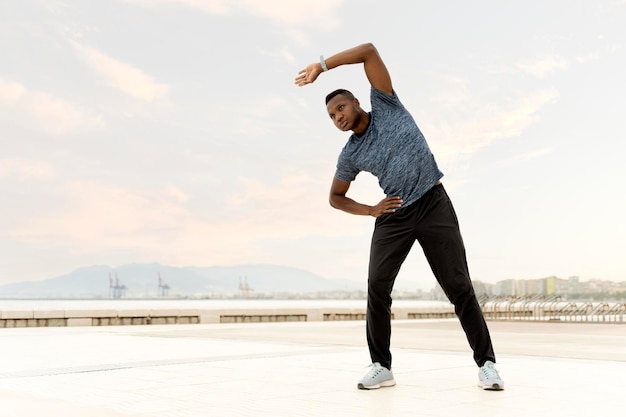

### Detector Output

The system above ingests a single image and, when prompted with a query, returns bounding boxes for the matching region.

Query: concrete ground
[0,319,624,416]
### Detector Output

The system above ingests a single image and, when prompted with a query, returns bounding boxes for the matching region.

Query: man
[295,43,504,391]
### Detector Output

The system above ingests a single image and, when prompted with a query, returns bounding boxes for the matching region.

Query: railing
[479,295,626,323]
[1,298,624,328]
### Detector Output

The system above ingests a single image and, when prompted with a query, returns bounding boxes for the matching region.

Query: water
[0,299,451,311]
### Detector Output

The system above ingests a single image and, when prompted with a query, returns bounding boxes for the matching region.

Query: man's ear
[353,98,360,108]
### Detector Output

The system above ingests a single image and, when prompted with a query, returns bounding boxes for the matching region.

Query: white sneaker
[357,362,396,390]
[478,360,504,390]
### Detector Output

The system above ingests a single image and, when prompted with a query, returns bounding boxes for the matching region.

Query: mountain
[0,263,364,298]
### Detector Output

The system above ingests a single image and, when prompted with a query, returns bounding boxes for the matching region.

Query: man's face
[326,94,361,132]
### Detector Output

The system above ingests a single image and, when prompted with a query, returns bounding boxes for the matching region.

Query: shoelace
[365,363,384,379]
[481,363,499,380]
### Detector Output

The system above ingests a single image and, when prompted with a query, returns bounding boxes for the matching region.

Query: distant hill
[0,263,364,298]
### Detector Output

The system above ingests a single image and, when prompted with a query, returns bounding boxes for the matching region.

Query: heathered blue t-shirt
[335,87,444,207]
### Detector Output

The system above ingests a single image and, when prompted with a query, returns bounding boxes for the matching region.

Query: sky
[1,0,625,290]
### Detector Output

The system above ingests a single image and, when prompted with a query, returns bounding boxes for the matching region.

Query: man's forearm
[323,43,378,72]
[329,195,373,216]
[330,193,404,218]
[320,42,392,96]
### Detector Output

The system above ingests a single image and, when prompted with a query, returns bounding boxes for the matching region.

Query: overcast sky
[1,0,625,289]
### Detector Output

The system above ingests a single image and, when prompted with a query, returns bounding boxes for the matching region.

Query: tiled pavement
[0,319,624,416]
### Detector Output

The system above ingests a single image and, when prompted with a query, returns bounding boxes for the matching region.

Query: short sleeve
[370,87,403,109]
[334,151,360,182]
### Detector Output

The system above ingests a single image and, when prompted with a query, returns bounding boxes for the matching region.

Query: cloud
[73,42,169,101]
[575,52,601,64]
[235,95,289,136]
[428,88,560,164]
[516,56,569,78]
[241,0,342,28]
[125,0,342,26]
[5,174,360,267]
[122,0,229,14]
[225,175,345,236]
[0,81,26,101]
[0,79,105,135]
[483,56,569,78]
[176,174,367,265]
[0,159,56,181]
[122,0,343,45]
[260,46,296,64]
[8,181,190,246]
[521,147,555,160]
[165,185,190,203]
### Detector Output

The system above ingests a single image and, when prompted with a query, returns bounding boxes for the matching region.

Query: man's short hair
[325,89,355,105]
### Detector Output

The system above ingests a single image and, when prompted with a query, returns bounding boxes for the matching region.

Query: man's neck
[353,111,370,136]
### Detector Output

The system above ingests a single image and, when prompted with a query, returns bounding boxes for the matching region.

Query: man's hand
[295,63,323,86]
[369,196,403,217]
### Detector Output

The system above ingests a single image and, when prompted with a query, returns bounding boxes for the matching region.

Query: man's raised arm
[294,43,393,95]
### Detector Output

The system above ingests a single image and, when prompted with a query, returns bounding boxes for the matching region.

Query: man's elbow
[359,42,377,57]
[362,42,376,51]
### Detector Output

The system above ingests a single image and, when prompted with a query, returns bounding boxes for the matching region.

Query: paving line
[0,346,354,379]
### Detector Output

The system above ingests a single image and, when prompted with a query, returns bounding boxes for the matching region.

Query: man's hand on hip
[370,196,403,217]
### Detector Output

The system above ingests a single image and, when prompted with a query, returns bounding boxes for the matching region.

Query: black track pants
[366,183,496,369]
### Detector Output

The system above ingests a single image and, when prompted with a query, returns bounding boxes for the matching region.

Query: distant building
[489,275,576,297]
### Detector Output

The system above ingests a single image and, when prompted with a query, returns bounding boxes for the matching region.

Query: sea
[0,299,451,310]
